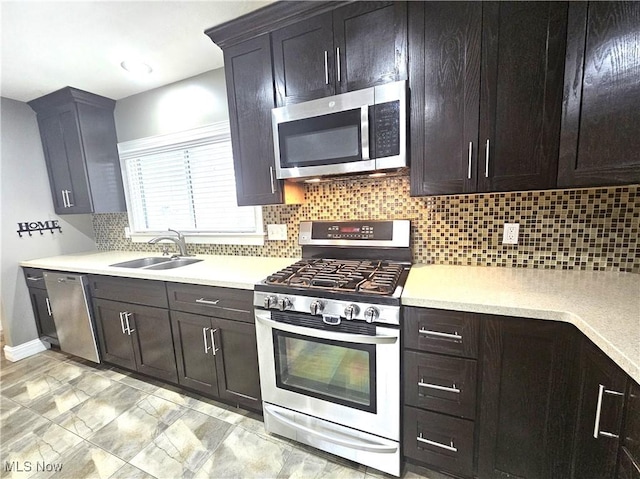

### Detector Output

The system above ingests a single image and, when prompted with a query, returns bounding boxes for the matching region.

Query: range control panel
[311,221,392,241]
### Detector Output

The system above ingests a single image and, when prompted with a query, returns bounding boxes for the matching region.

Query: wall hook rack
[17,220,62,237]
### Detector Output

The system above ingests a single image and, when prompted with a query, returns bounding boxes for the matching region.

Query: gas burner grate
[264,258,406,296]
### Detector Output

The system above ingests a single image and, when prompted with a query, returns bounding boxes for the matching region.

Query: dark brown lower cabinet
[619,382,640,479]
[171,311,261,411]
[404,406,475,478]
[28,287,58,344]
[477,317,580,479]
[573,339,628,478]
[92,298,178,383]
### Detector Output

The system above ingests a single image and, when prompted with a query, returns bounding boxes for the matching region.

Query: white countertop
[402,264,640,384]
[20,250,297,290]
[20,252,640,383]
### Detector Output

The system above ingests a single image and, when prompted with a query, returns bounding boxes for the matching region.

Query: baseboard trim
[3,338,50,362]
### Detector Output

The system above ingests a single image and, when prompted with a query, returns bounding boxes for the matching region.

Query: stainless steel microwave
[271,80,407,180]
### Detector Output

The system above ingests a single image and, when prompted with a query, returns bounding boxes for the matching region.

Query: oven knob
[363,307,379,323]
[343,304,360,320]
[309,300,324,316]
[264,295,278,309]
[277,297,292,311]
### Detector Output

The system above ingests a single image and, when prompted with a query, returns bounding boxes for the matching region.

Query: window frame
[118,122,264,246]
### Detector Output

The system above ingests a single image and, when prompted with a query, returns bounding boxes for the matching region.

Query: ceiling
[0,0,274,103]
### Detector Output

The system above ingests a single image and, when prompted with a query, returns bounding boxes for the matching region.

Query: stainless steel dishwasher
[43,272,100,363]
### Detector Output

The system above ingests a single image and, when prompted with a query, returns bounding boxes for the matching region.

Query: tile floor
[0,346,450,479]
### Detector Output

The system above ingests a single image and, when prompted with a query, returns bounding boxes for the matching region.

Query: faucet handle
[161,245,170,256]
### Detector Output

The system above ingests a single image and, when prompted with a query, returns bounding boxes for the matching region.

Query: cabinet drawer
[89,275,168,308]
[403,405,474,478]
[167,283,253,323]
[404,350,477,419]
[404,307,479,358]
[23,267,47,290]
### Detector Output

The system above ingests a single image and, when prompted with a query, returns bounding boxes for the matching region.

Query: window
[118,122,263,245]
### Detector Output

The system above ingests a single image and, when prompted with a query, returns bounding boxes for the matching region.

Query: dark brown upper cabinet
[558,1,640,188]
[272,1,407,106]
[28,87,126,214]
[410,2,567,196]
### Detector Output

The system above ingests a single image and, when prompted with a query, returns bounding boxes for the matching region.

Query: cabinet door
[572,339,628,479]
[621,381,640,478]
[224,35,284,206]
[558,1,640,187]
[57,108,92,213]
[28,288,58,343]
[272,13,335,106]
[478,2,567,192]
[478,317,580,479]
[171,311,218,396]
[92,298,136,371]
[333,1,407,94]
[408,2,481,196]
[212,317,262,411]
[127,304,178,383]
[38,114,75,213]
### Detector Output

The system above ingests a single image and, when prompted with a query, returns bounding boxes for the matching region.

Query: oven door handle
[264,404,398,453]
[255,311,398,345]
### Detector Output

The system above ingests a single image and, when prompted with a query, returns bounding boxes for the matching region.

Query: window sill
[129,232,265,246]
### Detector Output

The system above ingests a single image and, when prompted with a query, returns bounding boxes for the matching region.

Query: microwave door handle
[361,106,370,161]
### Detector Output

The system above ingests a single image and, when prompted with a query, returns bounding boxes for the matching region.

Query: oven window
[273,330,376,413]
[278,108,362,168]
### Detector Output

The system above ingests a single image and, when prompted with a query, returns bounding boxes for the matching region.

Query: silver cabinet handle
[419,328,462,341]
[269,166,276,194]
[324,50,329,85]
[210,328,219,356]
[61,190,68,208]
[417,433,457,453]
[123,312,134,334]
[336,47,341,82]
[65,190,74,207]
[202,327,210,354]
[196,298,220,306]
[119,312,126,334]
[45,297,52,316]
[593,384,625,439]
[27,276,44,282]
[467,141,473,179]
[485,139,490,178]
[418,381,461,394]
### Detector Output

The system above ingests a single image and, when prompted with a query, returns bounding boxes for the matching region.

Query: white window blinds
[119,123,260,234]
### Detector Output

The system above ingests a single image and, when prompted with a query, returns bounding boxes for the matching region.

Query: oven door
[255,309,400,441]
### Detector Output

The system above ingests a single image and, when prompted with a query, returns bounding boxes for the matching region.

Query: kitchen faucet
[148,229,191,257]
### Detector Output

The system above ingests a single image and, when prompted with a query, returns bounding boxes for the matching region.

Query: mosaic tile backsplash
[93,176,640,273]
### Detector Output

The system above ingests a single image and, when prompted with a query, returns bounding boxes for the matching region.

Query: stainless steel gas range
[254,220,411,477]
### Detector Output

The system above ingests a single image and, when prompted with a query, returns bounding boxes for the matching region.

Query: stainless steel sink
[109,257,203,269]
[110,257,170,268]
[145,258,203,270]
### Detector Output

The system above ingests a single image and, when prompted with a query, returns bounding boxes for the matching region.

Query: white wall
[114,68,229,142]
[0,97,97,347]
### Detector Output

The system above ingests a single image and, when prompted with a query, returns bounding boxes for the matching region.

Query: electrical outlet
[124,226,131,239]
[502,223,520,245]
[267,224,287,241]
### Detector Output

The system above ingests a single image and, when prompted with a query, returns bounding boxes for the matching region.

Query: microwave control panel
[372,100,400,158]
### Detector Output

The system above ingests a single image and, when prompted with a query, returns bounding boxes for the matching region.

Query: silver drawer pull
[27,276,44,282]
[419,328,462,341]
[418,381,460,394]
[417,434,457,453]
[196,298,220,306]
[593,384,625,439]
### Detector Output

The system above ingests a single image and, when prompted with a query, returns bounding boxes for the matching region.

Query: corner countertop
[402,264,640,384]
[19,250,297,290]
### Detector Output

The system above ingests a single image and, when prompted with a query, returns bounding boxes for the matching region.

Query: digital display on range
[311,221,393,240]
